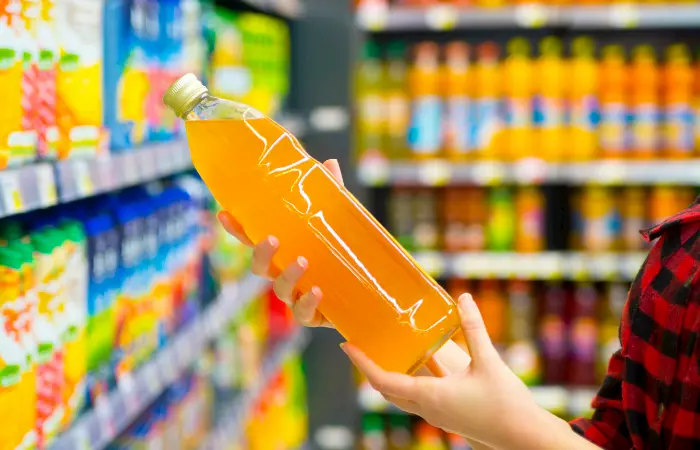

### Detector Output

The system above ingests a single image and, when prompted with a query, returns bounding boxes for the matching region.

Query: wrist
[498,406,584,450]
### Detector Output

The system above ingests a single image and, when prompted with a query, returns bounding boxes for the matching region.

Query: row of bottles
[390,185,695,253]
[357,38,700,162]
[446,279,627,387]
[361,415,473,450]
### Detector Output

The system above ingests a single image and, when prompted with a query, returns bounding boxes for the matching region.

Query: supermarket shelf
[49,273,269,450]
[357,159,700,187]
[412,251,647,281]
[199,328,311,450]
[359,382,598,418]
[356,4,700,31]
[0,141,192,219]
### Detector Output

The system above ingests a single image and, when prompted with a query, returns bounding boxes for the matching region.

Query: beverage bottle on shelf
[408,42,443,159]
[599,45,628,159]
[694,47,700,156]
[414,188,441,251]
[390,188,417,251]
[569,282,598,386]
[570,189,583,250]
[629,45,659,159]
[473,42,502,160]
[663,43,694,159]
[361,414,388,450]
[569,36,600,162]
[540,282,568,385]
[486,186,515,251]
[36,0,59,160]
[414,422,447,450]
[446,278,469,350]
[0,0,24,169]
[385,41,410,160]
[443,187,486,252]
[443,41,472,160]
[515,186,545,253]
[619,187,647,251]
[506,280,540,386]
[581,186,620,252]
[503,37,534,161]
[649,186,683,227]
[599,282,627,382]
[164,74,461,374]
[356,41,387,162]
[535,36,566,162]
[478,280,506,352]
[388,414,412,450]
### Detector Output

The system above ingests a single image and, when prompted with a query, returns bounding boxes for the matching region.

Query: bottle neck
[181,92,212,120]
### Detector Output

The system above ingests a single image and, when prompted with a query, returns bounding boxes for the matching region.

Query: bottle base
[406,323,462,376]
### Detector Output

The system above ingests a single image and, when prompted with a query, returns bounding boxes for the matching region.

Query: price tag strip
[0,170,24,216]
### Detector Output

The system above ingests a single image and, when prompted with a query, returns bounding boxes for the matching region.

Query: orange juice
[166,75,460,374]
[515,186,545,253]
[478,279,506,351]
[536,37,566,162]
[599,45,627,159]
[473,42,501,160]
[503,37,534,161]
[443,41,471,160]
[629,45,659,159]
[408,42,443,159]
[663,44,694,159]
[569,37,599,161]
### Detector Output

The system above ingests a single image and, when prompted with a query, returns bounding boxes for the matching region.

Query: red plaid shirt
[571,197,700,449]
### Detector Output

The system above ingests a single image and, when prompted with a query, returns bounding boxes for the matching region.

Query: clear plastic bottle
[164,74,460,374]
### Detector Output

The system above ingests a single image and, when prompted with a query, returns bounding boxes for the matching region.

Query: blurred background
[0,0,698,449]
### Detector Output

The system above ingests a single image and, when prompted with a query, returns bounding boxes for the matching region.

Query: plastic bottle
[390,188,416,251]
[414,188,440,251]
[629,45,659,159]
[486,186,515,251]
[506,280,540,386]
[414,422,447,450]
[388,414,412,450]
[408,41,443,158]
[535,37,566,162]
[515,186,545,253]
[649,186,685,226]
[503,37,534,161]
[478,280,506,351]
[569,282,598,386]
[385,41,410,160]
[694,47,700,156]
[599,45,628,159]
[581,186,620,252]
[619,187,647,251]
[443,187,486,252]
[36,0,59,160]
[569,37,599,162]
[599,282,626,382]
[540,282,567,385]
[473,42,501,160]
[443,41,472,160]
[356,41,386,162]
[663,44,694,159]
[15,0,39,165]
[164,74,460,374]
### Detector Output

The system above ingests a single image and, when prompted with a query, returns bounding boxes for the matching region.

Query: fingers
[251,236,280,279]
[381,393,422,416]
[217,212,254,246]
[272,257,307,304]
[458,294,499,366]
[293,287,332,328]
[322,159,344,185]
[426,340,471,377]
[342,344,424,401]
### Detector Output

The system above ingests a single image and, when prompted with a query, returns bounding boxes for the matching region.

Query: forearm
[495,409,600,450]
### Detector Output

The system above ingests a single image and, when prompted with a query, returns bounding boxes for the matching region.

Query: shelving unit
[49,274,270,450]
[358,159,700,187]
[413,250,647,281]
[356,3,700,31]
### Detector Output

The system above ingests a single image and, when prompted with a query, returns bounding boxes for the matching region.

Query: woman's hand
[344,294,600,450]
[216,159,344,328]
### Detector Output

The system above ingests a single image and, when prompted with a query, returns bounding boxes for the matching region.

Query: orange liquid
[185,117,460,373]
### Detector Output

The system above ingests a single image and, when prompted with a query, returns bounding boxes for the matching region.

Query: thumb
[322,159,344,186]
[458,294,499,366]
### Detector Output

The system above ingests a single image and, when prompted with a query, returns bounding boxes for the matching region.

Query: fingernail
[311,286,322,299]
[339,343,348,354]
[297,256,308,269]
[267,236,279,247]
[458,294,473,312]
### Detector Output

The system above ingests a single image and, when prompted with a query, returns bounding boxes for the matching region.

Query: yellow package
[55,0,103,159]
[0,4,24,169]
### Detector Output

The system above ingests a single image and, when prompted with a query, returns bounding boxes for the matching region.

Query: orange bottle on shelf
[408,42,443,159]
[694,48,700,156]
[164,74,460,375]
[599,45,628,159]
[663,44,694,159]
[443,41,472,160]
[619,187,647,251]
[515,186,545,253]
[502,37,534,161]
[478,280,506,351]
[536,36,566,162]
[629,45,660,160]
[569,37,599,162]
[473,42,502,161]
[506,280,540,386]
